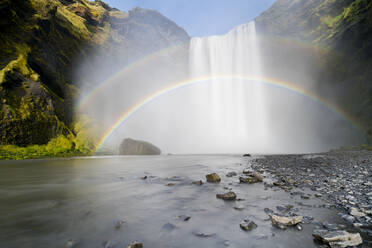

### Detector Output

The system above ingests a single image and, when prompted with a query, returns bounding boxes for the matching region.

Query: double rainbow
[93,75,363,150]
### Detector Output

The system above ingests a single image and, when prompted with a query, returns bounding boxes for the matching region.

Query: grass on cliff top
[0,135,87,160]
[0,135,77,160]
[0,116,104,160]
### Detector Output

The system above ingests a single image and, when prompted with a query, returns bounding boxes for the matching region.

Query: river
[0,155,347,248]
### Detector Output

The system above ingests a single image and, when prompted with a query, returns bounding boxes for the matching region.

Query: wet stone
[126,242,143,248]
[301,194,310,200]
[253,172,265,182]
[216,192,237,201]
[240,219,257,231]
[269,215,303,229]
[178,215,191,221]
[193,231,216,238]
[239,176,260,184]
[276,205,293,213]
[264,208,274,214]
[295,224,303,231]
[302,216,314,224]
[322,222,339,231]
[350,207,366,217]
[206,173,221,183]
[313,229,362,248]
[192,180,203,185]
[226,172,237,177]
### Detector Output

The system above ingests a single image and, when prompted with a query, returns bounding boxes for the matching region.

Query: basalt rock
[126,242,143,248]
[216,192,237,201]
[240,219,257,231]
[206,173,221,183]
[119,138,161,155]
[239,176,260,184]
[313,229,362,248]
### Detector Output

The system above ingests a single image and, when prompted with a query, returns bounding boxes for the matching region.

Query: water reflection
[0,156,346,248]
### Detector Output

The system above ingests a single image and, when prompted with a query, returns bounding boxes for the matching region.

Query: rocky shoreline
[251,150,372,247]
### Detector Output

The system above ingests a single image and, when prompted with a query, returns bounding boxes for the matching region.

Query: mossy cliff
[0,0,189,158]
[256,0,372,140]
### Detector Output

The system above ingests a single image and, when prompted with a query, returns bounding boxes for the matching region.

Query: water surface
[0,155,345,248]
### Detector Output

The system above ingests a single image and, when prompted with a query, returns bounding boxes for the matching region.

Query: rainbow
[77,43,188,111]
[77,36,337,112]
[94,75,363,150]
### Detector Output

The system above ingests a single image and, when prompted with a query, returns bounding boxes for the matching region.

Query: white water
[83,21,364,154]
[188,22,267,152]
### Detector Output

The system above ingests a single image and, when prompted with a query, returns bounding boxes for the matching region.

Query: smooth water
[0,156,345,248]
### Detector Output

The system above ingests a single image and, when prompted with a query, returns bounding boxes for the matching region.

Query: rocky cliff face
[256,0,372,140]
[0,0,189,146]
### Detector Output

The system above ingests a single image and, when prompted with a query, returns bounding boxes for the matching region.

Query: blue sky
[103,0,276,37]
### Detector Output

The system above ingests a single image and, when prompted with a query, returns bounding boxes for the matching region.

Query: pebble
[216,192,237,201]
[240,219,257,231]
[206,173,221,183]
[192,180,203,185]
[127,242,143,248]
[226,172,237,177]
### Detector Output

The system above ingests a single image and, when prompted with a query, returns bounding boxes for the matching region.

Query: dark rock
[240,219,257,231]
[243,154,251,157]
[178,215,191,221]
[239,176,260,184]
[193,232,216,238]
[216,192,237,201]
[192,180,203,185]
[119,138,161,155]
[226,172,237,177]
[206,173,221,183]
[126,242,143,248]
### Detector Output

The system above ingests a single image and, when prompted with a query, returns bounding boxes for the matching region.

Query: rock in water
[239,176,260,184]
[226,171,237,177]
[240,219,257,231]
[313,230,362,248]
[119,138,161,155]
[192,180,203,185]
[216,192,237,201]
[253,173,265,182]
[206,173,221,183]
[269,215,303,228]
[126,242,143,248]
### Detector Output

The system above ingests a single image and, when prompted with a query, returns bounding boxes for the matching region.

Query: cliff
[256,0,372,140]
[0,0,189,155]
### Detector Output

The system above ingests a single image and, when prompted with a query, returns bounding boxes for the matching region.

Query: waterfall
[189,22,267,152]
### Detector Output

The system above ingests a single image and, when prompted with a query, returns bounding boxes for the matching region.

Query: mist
[77,21,366,155]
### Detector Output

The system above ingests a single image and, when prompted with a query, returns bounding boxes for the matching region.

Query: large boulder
[119,138,161,155]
